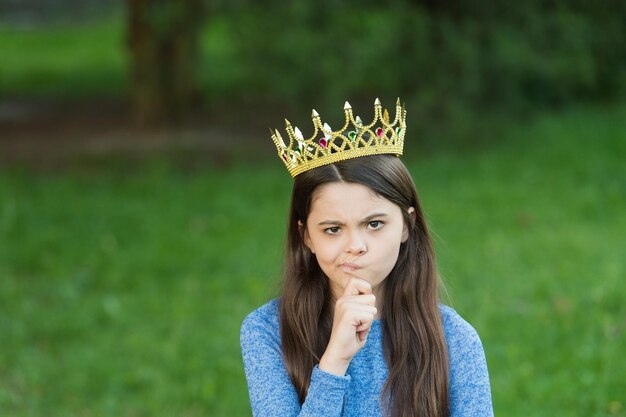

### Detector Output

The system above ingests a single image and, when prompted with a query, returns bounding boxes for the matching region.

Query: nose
[345,230,367,255]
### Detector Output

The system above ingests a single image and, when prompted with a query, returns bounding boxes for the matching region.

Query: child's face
[303,182,413,300]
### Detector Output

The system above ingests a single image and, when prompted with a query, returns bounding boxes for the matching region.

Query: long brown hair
[279,154,449,417]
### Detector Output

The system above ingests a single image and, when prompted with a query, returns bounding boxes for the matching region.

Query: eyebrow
[317,212,389,226]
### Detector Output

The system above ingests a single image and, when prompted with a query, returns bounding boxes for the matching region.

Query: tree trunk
[127,0,204,127]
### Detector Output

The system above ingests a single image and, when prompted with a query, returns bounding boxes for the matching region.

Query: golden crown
[271,98,406,177]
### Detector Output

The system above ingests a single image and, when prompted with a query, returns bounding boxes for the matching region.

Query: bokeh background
[1,1,625,416]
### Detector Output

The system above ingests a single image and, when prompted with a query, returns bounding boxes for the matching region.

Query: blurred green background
[0,1,625,416]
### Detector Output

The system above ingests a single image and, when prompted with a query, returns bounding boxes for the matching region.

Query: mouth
[340,262,361,273]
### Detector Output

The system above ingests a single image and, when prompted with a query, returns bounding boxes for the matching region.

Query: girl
[240,99,493,416]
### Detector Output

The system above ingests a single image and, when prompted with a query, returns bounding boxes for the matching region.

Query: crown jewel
[271,98,406,177]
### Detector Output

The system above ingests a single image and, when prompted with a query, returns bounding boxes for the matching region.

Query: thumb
[343,277,372,297]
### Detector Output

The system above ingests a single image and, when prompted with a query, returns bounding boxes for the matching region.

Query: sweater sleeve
[442,306,494,417]
[240,305,352,417]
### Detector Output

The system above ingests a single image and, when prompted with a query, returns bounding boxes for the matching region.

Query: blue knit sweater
[240,299,493,416]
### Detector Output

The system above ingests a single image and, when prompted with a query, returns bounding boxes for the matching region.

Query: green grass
[0,15,243,98]
[0,19,128,97]
[0,103,625,416]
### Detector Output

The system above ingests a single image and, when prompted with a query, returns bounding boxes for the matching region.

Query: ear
[402,207,416,243]
[298,220,315,253]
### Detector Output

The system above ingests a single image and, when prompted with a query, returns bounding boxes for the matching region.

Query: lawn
[0,103,625,416]
[0,15,245,98]
[0,19,127,97]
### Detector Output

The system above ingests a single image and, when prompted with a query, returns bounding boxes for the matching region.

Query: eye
[368,220,384,230]
[324,226,341,235]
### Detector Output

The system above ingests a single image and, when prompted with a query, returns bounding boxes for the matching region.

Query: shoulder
[240,298,281,348]
[242,298,280,324]
[438,304,485,356]
[439,304,490,381]
[439,304,479,337]
[439,306,494,414]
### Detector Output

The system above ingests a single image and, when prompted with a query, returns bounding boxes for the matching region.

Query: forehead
[309,182,399,218]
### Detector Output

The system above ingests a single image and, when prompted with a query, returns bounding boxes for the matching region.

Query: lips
[340,262,361,273]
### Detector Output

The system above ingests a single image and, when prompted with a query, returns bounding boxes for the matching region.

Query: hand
[318,278,377,376]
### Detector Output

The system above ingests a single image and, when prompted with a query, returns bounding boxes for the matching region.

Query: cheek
[372,244,402,280]
[313,240,342,265]
[373,229,404,261]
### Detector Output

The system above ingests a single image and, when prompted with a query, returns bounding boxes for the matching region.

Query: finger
[355,322,372,332]
[343,277,372,297]
[349,311,375,329]
[357,324,372,341]
[342,294,376,307]
[337,300,377,316]
[353,317,372,342]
